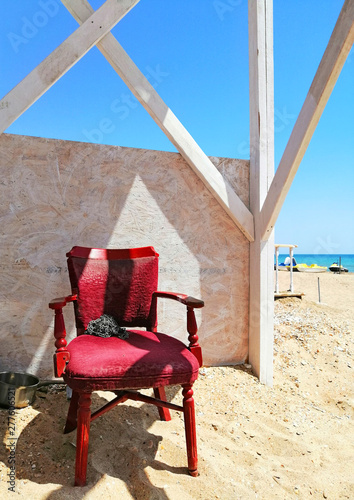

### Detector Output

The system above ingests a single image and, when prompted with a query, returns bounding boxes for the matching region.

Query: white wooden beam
[62,0,254,241]
[261,0,354,241]
[248,0,274,386]
[0,0,140,135]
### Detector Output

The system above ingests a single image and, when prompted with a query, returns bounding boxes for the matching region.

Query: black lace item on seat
[85,314,129,339]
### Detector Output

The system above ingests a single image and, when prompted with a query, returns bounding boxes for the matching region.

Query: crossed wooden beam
[0,0,353,243]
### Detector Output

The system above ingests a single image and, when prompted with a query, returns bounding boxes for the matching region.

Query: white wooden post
[248,0,274,386]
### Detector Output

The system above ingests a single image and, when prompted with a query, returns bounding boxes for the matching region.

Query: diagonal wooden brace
[0,0,141,134]
[260,0,354,241]
[61,0,255,241]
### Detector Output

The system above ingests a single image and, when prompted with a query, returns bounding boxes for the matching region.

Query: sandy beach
[1,271,353,499]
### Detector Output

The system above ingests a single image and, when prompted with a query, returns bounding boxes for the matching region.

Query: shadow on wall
[0,133,250,377]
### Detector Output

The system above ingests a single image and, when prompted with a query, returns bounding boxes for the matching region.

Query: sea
[275,254,354,273]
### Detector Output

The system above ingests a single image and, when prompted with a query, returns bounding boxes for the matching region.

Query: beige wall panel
[0,134,249,377]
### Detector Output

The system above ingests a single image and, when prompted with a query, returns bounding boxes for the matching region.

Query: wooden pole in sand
[289,246,294,293]
[248,0,274,386]
[275,246,279,293]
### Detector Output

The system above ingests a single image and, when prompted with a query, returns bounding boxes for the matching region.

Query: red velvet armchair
[49,246,204,486]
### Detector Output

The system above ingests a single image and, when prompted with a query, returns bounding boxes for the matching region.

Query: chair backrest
[66,246,159,334]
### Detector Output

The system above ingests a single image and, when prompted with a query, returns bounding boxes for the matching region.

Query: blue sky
[1,0,353,253]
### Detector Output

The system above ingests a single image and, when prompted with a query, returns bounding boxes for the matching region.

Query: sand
[1,271,353,499]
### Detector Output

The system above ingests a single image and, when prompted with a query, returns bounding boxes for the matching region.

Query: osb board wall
[0,133,249,377]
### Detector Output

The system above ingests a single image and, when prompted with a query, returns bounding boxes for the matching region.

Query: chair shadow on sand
[0,384,188,499]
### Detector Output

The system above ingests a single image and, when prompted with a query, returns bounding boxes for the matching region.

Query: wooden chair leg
[153,387,171,421]
[64,389,79,434]
[182,384,198,476]
[74,392,92,487]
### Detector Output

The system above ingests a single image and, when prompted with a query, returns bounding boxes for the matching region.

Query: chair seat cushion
[63,331,200,391]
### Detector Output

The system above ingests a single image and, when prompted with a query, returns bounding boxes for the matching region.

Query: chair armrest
[48,294,76,377]
[49,294,77,309]
[152,291,204,367]
[153,292,204,309]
